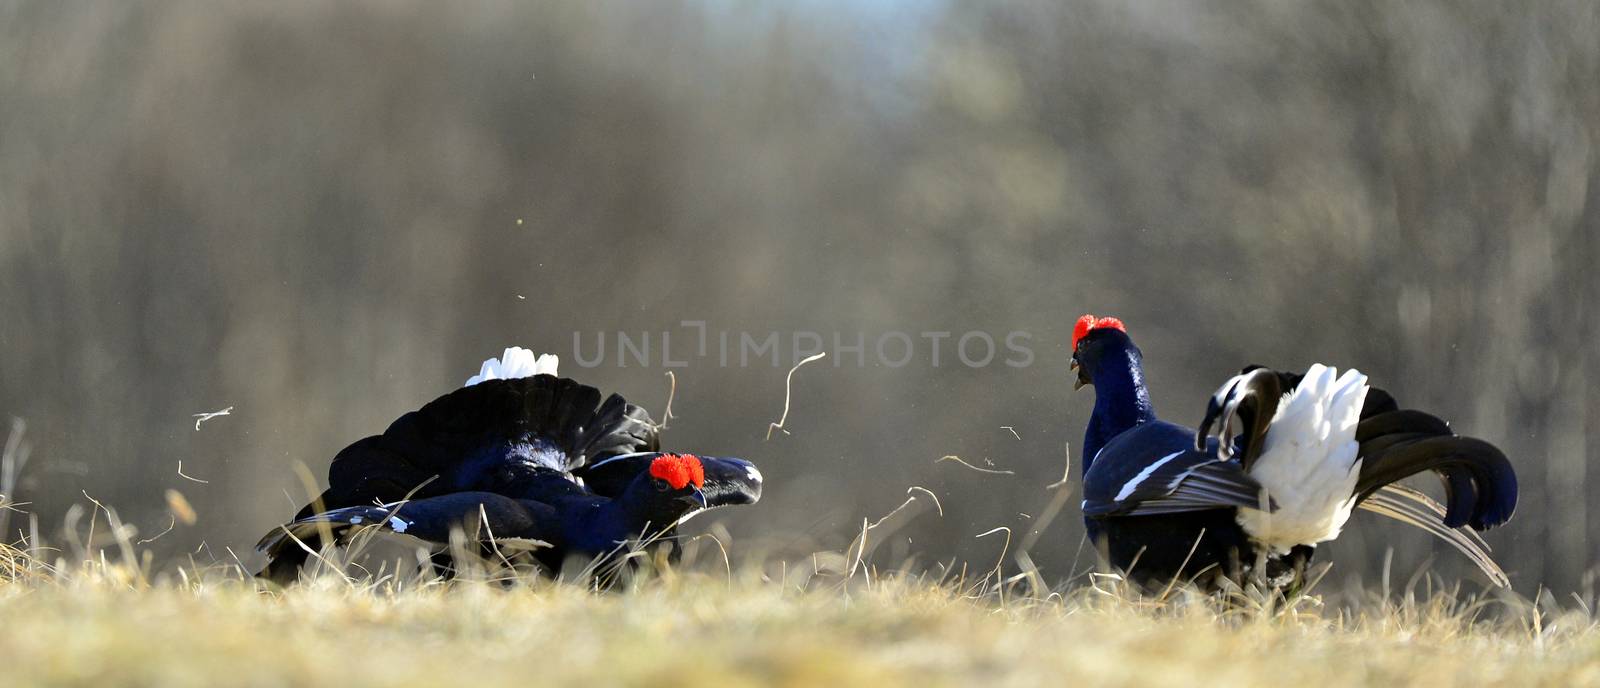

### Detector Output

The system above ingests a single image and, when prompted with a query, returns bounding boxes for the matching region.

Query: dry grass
[1,539,1598,688]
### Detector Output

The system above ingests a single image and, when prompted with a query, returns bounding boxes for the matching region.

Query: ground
[1,546,1596,688]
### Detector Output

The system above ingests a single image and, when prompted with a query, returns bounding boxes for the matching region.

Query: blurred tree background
[1,1,1594,593]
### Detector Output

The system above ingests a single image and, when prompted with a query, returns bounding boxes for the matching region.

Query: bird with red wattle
[256,348,762,584]
[1069,315,1517,590]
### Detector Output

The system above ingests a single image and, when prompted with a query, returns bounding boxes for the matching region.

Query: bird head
[1069,314,1129,390]
[647,453,708,510]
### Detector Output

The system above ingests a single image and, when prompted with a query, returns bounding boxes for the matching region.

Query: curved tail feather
[1197,363,1518,581]
[1201,366,1518,533]
[1358,484,1509,587]
[1352,423,1517,531]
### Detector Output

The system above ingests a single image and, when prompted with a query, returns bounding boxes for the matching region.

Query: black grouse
[1070,315,1517,589]
[257,348,762,583]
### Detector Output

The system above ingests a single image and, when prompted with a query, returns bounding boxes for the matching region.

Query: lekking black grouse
[1070,315,1517,589]
[257,348,762,583]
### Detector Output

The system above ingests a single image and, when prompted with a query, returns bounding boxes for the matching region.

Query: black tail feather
[318,376,656,509]
[1199,366,1518,533]
[1350,407,1517,530]
[544,379,598,455]
[1355,409,1452,442]
[1360,385,1400,419]
[1354,430,1517,530]
[579,394,659,464]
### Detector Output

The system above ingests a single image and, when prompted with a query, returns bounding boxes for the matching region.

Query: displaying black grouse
[1070,315,1517,589]
[257,348,762,584]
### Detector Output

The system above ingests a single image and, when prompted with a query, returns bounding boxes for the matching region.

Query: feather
[465,347,560,386]
[262,493,558,556]
[1233,364,1368,551]
[1354,433,1517,530]
[1196,367,1286,468]
[1358,484,1509,587]
[1091,455,1270,517]
[1349,407,1516,530]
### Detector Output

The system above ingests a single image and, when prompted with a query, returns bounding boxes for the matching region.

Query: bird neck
[1083,345,1157,474]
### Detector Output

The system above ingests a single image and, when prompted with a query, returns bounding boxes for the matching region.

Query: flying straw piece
[905,486,943,517]
[843,486,944,581]
[176,461,209,484]
[1045,441,1072,489]
[766,352,827,440]
[936,455,1015,475]
[136,514,177,545]
[653,371,678,432]
[1019,482,1075,553]
[1001,426,1021,440]
[192,406,233,431]
[975,526,1013,577]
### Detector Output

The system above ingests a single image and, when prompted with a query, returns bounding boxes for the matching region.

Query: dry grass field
[1,539,1598,688]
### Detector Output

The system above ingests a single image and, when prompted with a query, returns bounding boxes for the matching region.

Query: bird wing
[1083,423,1271,518]
[574,453,763,507]
[257,491,560,557]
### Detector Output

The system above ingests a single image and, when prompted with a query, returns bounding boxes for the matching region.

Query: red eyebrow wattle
[1072,314,1127,349]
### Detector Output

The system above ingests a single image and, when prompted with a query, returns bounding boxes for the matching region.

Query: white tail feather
[464,347,560,386]
[1235,364,1369,553]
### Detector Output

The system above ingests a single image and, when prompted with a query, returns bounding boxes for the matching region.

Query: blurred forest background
[1,1,1595,593]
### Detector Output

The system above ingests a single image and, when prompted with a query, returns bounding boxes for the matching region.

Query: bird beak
[680,490,708,508]
[1070,356,1086,390]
